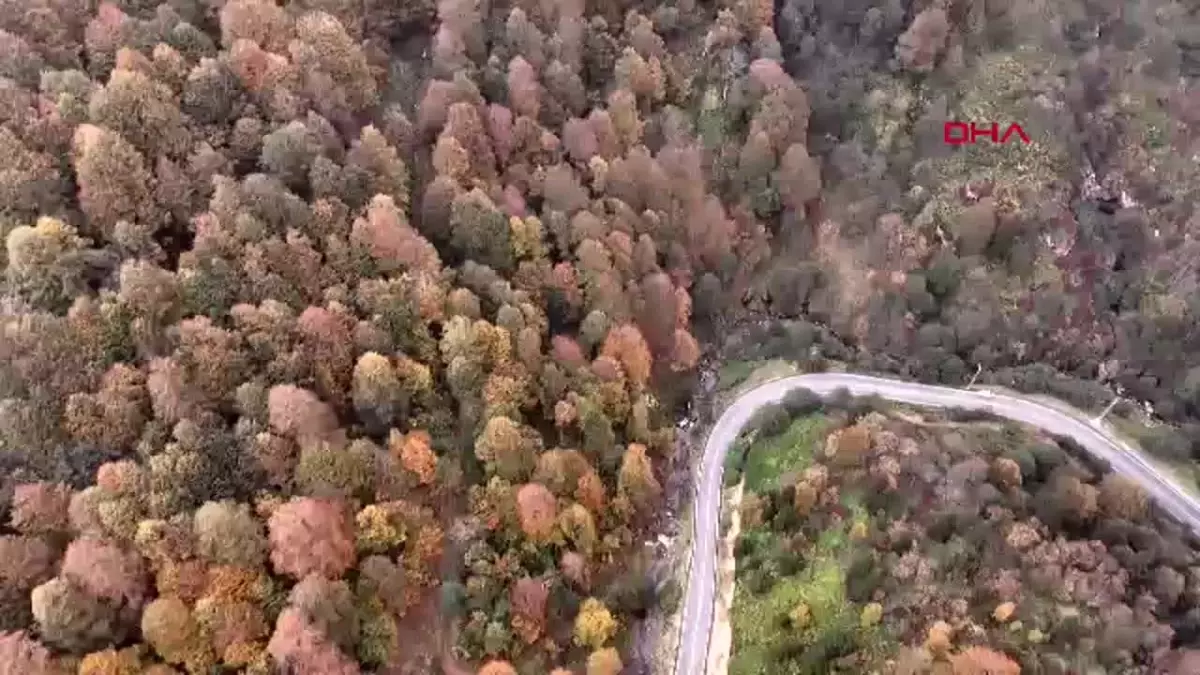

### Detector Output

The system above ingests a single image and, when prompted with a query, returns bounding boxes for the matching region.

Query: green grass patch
[731,511,891,675]
[730,557,849,675]
[742,415,829,492]
[717,360,765,391]
[730,446,897,675]
[717,359,800,396]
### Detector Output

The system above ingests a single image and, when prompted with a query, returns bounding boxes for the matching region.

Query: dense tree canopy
[0,0,1199,670]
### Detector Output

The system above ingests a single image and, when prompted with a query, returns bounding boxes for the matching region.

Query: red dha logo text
[943,122,1031,145]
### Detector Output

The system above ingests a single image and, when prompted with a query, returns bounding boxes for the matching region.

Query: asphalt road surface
[675,373,1200,675]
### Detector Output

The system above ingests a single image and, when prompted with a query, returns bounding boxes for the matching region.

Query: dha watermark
[943,122,1031,146]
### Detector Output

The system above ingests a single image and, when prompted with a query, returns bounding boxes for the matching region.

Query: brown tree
[777,143,821,211]
[1098,474,1149,521]
[895,8,950,73]
[71,124,156,236]
[618,443,661,513]
[600,324,652,389]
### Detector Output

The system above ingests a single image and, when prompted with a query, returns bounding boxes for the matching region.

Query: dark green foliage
[782,388,824,416]
[766,263,821,316]
[1003,447,1038,481]
[924,251,963,299]
[1029,442,1069,480]
[747,403,790,438]
[773,619,859,675]
[844,551,883,603]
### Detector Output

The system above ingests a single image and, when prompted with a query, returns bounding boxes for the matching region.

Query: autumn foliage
[949,646,1022,675]
[0,0,795,668]
[516,483,558,542]
[268,498,355,580]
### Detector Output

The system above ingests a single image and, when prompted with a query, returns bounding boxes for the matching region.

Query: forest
[727,391,1200,674]
[0,0,1199,671]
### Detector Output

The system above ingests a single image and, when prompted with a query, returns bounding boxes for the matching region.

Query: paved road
[675,373,1200,675]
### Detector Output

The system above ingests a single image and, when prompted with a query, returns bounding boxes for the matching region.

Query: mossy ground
[730,487,887,675]
[739,415,829,492]
[716,360,767,392]
[729,418,888,675]
[716,358,799,394]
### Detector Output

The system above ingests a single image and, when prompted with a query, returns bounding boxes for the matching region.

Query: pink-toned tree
[267,608,360,675]
[9,483,71,535]
[350,194,442,274]
[60,538,147,609]
[507,56,541,119]
[267,385,341,448]
[267,497,356,580]
[0,631,61,675]
[510,577,549,644]
[516,482,558,542]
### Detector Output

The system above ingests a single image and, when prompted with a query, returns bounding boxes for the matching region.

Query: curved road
[675,373,1200,675]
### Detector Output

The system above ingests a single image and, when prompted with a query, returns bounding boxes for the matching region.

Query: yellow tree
[574,597,617,649]
[587,647,623,675]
